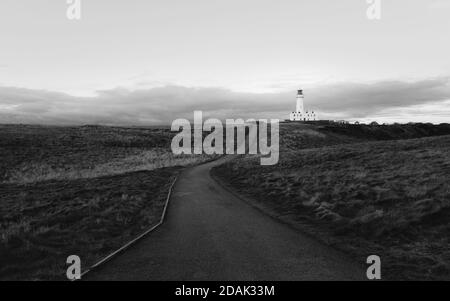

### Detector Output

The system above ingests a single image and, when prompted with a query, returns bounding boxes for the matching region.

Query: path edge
[77,175,179,280]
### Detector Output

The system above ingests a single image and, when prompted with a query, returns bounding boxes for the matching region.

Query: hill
[212,123,450,280]
[0,124,212,280]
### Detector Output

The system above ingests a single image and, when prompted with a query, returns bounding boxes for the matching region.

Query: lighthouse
[289,89,317,121]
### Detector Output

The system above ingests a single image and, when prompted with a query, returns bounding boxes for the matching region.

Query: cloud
[0,77,449,125]
[309,77,450,117]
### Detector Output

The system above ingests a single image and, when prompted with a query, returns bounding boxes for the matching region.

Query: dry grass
[213,125,450,280]
[0,168,180,280]
[5,149,211,184]
[0,124,213,280]
[0,124,213,184]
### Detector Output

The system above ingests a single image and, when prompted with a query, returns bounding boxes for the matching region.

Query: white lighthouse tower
[295,90,304,116]
[290,89,317,121]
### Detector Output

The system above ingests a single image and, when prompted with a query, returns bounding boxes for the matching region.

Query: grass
[5,148,211,184]
[212,123,450,280]
[0,124,213,280]
[0,124,211,184]
[0,168,179,280]
[2,122,449,280]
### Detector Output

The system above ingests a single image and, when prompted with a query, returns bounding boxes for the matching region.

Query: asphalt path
[87,157,365,280]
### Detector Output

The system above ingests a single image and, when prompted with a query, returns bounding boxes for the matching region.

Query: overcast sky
[0,0,449,124]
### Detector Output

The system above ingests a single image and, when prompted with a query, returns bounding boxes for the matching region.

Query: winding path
[87,157,365,280]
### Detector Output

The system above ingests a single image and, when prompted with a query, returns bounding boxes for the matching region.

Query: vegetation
[0,124,212,280]
[0,168,179,280]
[0,125,210,184]
[2,122,450,280]
[212,123,450,280]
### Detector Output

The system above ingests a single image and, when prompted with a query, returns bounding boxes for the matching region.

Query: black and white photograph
[1,0,450,290]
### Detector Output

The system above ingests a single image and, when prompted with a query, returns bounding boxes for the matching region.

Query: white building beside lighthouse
[289,89,317,121]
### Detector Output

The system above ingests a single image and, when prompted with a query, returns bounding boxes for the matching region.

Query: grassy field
[2,122,450,280]
[0,124,212,280]
[212,123,450,280]
[0,124,211,184]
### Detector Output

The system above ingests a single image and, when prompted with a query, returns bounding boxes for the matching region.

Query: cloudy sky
[0,0,449,125]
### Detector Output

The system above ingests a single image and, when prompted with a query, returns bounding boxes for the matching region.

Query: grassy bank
[0,124,211,184]
[0,168,179,280]
[0,124,212,280]
[212,126,450,280]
